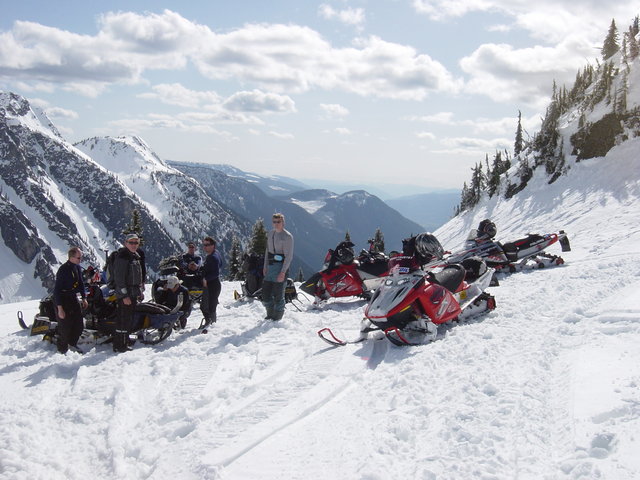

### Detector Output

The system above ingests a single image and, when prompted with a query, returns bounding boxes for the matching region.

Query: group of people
[52,213,294,354]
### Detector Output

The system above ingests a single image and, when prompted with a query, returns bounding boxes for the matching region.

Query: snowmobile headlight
[385,279,394,286]
[396,277,410,286]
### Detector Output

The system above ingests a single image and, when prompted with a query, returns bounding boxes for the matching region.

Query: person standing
[53,247,88,354]
[200,236,222,328]
[112,233,144,352]
[263,213,294,320]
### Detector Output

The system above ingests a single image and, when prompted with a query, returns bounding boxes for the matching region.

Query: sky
[0,1,637,191]
[2,136,639,479]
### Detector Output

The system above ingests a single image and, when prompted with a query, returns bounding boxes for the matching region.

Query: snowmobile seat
[430,264,466,293]
[460,256,487,281]
[358,257,389,277]
[502,234,545,262]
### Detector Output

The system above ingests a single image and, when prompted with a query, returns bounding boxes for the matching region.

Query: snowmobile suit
[53,260,86,354]
[200,248,222,325]
[113,247,143,352]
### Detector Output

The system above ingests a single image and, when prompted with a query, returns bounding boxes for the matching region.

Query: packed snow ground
[1,142,640,479]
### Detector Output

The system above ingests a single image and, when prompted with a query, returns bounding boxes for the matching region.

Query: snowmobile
[152,255,204,304]
[318,233,496,347]
[18,282,182,352]
[445,219,571,273]
[233,277,307,312]
[300,241,391,304]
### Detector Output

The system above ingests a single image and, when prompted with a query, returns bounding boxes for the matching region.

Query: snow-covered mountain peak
[74,135,170,176]
[0,91,62,140]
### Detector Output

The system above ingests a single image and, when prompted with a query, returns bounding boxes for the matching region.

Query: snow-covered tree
[249,218,268,255]
[227,236,243,280]
[122,209,144,246]
[602,19,620,60]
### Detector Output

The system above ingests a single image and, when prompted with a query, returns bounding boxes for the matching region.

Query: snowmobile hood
[365,271,424,318]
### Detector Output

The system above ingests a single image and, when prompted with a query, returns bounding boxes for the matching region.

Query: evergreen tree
[249,218,268,254]
[602,19,619,60]
[227,236,243,280]
[344,230,352,242]
[627,25,639,60]
[370,228,385,253]
[296,267,305,282]
[122,209,144,246]
[514,110,524,156]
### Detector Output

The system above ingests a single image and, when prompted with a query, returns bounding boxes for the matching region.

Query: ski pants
[262,263,286,314]
[114,297,137,352]
[201,277,221,322]
[56,295,84,354]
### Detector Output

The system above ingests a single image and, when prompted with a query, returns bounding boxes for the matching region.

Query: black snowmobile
[445,219,571,273]
[152,255,204,304]
[18,274,182,352]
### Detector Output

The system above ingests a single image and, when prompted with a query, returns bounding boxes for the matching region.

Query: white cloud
[0,11,460,101]
[138,83,222,108]
[435,135,512,155]
[318,4,365,29]
[268,131,294,139]
[320,103,350,119]
[223,90,296,113]
[416,131,436,140]
[334,127,352,135]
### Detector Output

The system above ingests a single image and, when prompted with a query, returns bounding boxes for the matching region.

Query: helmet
[166,275,180,289]
[477,219,497,239]
[335,242,355,264]
[414,233,444,263]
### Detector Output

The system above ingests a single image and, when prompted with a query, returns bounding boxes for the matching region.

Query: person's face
[203,240,215,253]
[70,251,83,264]
[272,217,284,231]
[126,238,139,252]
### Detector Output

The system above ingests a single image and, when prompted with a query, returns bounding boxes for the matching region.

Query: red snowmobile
[318,233,496,346]
[445,219,571,273]
[300,241,390,304]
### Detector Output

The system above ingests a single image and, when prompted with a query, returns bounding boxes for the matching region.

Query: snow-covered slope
[1,140,639,479]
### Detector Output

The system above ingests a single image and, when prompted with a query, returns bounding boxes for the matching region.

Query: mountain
[386,190,460,231]
[283,189,425,252]
[169,161,309,197]
[0,92,183,299]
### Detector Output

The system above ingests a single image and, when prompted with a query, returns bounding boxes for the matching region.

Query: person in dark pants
[53,246,88,354]
[262,213,294,321]
[112,233,144,352]
[200,236,222,329]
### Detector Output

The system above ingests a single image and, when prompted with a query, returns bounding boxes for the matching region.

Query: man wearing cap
[112,233,144,352]
[200,236,222,328]
[156,275,192,329]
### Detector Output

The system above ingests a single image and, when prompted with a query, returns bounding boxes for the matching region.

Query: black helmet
[414,233,444,263]
[335,241,355,264]
[477,219,497,239]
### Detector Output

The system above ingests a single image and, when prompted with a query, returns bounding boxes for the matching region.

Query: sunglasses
[203,243,213,246]
[127,241,139,245]
[272,220,282,224]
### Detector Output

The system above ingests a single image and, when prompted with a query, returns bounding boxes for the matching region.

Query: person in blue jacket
[200,236,222,328]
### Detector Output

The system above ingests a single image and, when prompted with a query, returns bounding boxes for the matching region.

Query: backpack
[104,250,118,288]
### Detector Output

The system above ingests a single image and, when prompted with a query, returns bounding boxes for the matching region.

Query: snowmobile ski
[17,311,29,330]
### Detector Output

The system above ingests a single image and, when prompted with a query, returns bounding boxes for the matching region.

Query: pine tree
[371,228,385,253]
[627,25,639,60]
[296,267,305,282]
[602,19,620,60]
[514,110,524,156]
[122,209,144,246]
[249,218,268,254]
[344,230,352,242]
[227,236,243,280]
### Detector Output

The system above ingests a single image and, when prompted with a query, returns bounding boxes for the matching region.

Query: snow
[289,198,327,214]
[1,138,639,479]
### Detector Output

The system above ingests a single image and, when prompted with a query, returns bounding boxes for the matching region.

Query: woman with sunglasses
[262,213,294,320]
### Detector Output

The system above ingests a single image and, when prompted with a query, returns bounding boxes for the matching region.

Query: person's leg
[261,280,275,319]
[209,278,221,322]
[271,281,286,320]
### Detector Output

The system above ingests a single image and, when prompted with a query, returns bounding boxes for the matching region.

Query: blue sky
[1,1,637,193]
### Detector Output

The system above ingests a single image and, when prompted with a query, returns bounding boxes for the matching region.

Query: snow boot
[272,310,284,321]
[264,307,275,320]
[113,331,132,353]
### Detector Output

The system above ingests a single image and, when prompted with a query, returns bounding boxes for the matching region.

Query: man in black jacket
[53,246,88,354]
[156,275,192,329]
[112,233,144,352]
